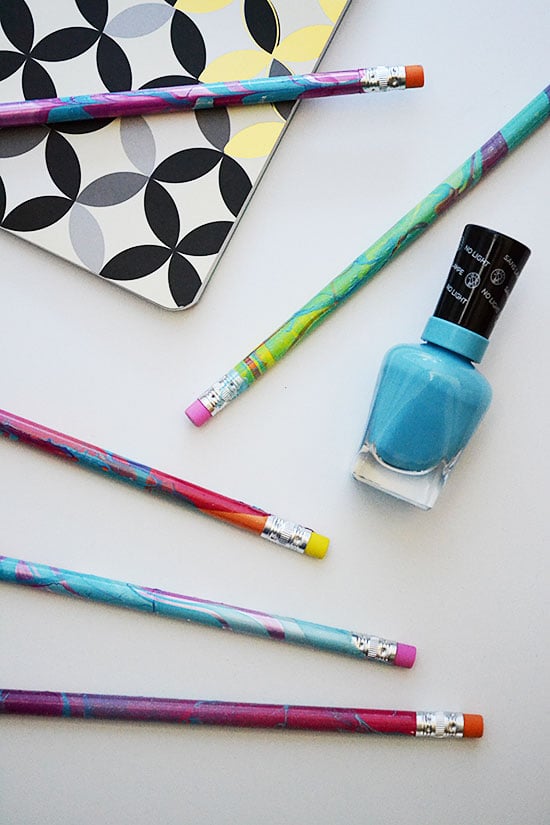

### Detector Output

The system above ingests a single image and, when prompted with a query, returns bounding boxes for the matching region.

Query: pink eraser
[394,643,416,668]
[185,399,211,427]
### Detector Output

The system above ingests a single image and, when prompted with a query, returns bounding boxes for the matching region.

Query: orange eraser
[405,65,424,88]
[463,714,484,738]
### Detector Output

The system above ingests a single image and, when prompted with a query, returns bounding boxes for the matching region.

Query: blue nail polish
[353,225,531,509]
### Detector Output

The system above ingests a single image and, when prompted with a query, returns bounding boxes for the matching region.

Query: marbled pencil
[186,85,550,426]
[0,408,328,557]
[0,556,416,667]
[0,689,482,739]
[0,66,423,127]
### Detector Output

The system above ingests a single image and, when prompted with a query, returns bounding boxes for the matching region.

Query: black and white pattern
[0,0,345,309]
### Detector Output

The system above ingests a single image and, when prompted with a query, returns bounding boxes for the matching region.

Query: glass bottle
[353,224,531,509]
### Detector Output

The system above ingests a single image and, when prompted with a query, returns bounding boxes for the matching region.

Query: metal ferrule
[198,370,247,416]
[260,514,312,553]
[351,633,398,664]
[416,711,465,738]
[360,65,407,92]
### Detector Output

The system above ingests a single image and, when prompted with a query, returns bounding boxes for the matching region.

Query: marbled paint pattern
[0,408,271,533]
[0,70,372,127]
[198,86,550,404]
[0,689,418,735]
[0,556,404,663]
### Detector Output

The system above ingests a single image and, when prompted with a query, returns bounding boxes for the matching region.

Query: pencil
[0,689,482,739]
[0,408,328,558]
[0,66,423,127]
[0,556,416,667]
[185,85,550,426]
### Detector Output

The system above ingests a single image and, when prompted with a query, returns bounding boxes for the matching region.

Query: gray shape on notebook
[195,108,231,151]
[0,127,48,157]
[105,3,174,38]
[69,204,105,273]
[120,117,156,174]
[77,171,147,206]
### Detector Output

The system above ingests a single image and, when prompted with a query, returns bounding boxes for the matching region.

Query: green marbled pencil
[186,85,550,426]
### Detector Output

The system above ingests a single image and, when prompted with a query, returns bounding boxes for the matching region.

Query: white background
[1,1,549,822]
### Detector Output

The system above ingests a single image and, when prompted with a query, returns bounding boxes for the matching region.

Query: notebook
[0,0,350,310]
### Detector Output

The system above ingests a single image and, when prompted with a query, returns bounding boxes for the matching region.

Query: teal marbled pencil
[0,556,416,667]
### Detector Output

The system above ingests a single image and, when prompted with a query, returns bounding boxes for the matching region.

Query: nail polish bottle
[352,224,531,509]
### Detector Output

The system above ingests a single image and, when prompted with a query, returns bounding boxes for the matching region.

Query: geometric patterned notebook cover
[0,0,350,309]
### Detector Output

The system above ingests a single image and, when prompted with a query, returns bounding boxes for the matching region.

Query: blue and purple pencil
[0,66,424,127]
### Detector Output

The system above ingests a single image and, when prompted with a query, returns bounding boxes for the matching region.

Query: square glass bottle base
[352,444,452,510]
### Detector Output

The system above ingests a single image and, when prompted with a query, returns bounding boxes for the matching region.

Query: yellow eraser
[305,532,329,559]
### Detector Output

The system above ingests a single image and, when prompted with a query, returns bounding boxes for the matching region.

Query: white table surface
[1,1,549,822]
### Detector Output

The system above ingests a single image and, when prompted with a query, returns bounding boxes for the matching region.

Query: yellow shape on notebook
[274,25,333,63]
[200,50,271,83]
[174,0,234,12]
[224,121,284,159]
[319,0,348,23]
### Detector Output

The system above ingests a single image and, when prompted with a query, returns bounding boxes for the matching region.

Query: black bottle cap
[432,224,531,338]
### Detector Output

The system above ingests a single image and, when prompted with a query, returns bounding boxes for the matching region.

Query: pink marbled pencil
[0,689,482,739]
